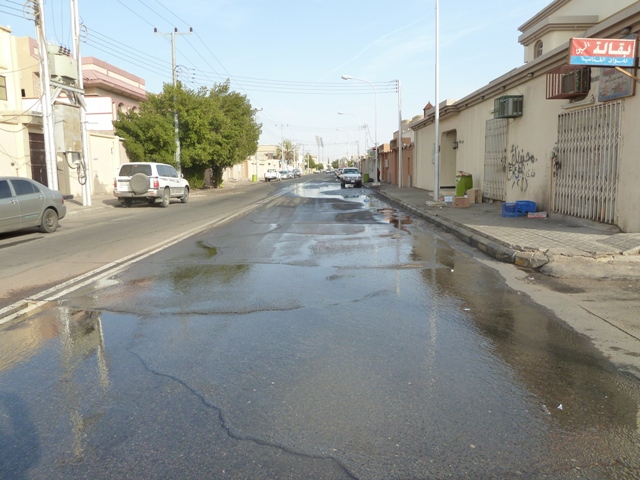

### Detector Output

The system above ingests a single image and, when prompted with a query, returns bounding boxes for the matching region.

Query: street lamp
[341,75,378,184]
[396,80,403,188]
[253,108,263,182]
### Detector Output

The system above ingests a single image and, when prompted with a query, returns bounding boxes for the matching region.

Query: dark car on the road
[0,176,67,234]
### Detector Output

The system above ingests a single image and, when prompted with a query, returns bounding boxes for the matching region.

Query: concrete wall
[618,97,640,232]
[0,27,31,179]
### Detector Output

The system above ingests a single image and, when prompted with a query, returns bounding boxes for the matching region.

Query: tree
[276,139,297,164]
[114,81,261,188]
[303,153,316,170]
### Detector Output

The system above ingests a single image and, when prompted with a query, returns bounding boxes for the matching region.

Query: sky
[1,0,551,164]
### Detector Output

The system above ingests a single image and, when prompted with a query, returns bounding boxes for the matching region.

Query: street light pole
[397,79,403,188]
[341,75,378,184]
[253,108,263,182]
[276,124,288,170]
[434,0,441,202]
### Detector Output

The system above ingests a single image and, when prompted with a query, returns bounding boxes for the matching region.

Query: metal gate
[483,118,508,201]
[553,102,621,224]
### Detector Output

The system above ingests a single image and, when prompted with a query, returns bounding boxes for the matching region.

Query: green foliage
[114,81,262,186]
[331,160,339,169]
[304,153,316,170]
[276,139,298,162]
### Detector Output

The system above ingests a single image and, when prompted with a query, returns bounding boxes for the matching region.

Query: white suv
[113,162,190,207]
[264,168,281,182]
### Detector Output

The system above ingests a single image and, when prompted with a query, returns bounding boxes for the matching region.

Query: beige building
[409,0,640,233]
[0,27,144,200]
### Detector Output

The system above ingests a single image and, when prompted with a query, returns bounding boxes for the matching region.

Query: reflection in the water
[411,233,640,434]
[59,308,109,461]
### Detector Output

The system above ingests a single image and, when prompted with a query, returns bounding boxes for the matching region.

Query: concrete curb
[373,191,551,270]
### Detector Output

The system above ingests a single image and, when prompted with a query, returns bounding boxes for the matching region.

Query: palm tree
[276,139,296,165]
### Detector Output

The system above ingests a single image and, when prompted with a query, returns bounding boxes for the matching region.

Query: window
[534,40,543,59]
[12,180,39,196]
[0,180,12,199]
[0,76,7,101]
[119,164,152,176]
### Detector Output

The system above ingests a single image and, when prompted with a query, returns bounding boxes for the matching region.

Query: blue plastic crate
[502,202,519,217]
[515,200,536,215]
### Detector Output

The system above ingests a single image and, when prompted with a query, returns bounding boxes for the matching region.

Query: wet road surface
[1,178,640,479]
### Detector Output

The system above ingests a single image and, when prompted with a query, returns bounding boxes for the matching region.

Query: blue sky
[1,0,550,163]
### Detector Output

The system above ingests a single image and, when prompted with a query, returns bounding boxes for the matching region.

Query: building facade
[409,0,640,233]
[0,27,144,201]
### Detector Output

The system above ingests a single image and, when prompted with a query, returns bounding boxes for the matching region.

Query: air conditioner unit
[494,95,523,119]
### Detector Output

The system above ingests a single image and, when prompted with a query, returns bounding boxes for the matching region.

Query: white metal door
[553,102,621,224]
[483,119,508,201]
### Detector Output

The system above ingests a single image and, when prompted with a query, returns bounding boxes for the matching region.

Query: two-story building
[0,26,145,200]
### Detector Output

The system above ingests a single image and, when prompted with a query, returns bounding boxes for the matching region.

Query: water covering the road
[1,181,640,479]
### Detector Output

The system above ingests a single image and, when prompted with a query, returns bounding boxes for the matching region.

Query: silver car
[0,177,67,234]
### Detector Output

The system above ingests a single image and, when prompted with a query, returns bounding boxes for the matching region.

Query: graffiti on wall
[508,145,537,192]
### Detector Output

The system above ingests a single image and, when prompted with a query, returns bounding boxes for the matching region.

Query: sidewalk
[370,183,640,279]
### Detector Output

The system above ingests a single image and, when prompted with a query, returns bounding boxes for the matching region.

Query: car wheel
[39,208,59,233]
[160,187,170,207]
[341,182,345,189]
[180,187,189,203]
[122,198,133,208]
[130,173,150,195]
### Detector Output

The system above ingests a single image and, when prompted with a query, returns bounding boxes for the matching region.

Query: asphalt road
[0,182,279,316]
[2,177,640,479]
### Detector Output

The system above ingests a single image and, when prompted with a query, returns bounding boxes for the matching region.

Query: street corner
[514,251,550,269]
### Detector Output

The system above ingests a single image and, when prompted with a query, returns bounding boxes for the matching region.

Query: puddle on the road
[292,183,372,203]
[377,206,413,230]
[197,240,218,258]
[167,264,249,290]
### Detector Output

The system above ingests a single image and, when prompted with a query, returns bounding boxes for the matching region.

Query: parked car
[264,169,281,182]
[113,162,189,208]
[0,176,67,234]
[279,170,291,179]
[292,169,301,178]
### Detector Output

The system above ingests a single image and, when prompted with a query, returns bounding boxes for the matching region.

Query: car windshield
[343,169,359,174]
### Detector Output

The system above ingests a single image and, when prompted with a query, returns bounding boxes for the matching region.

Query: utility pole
[70,0,91,205]
[276,124,287,170]
[154,27,192,175]
[34,0,57,190]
